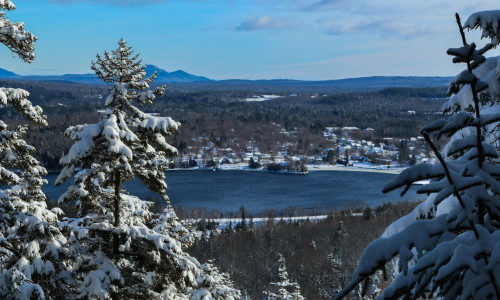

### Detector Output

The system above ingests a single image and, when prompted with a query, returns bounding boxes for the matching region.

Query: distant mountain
[0,66,452,91]
[21,73,101,85]
[145,65,211,83]
[323,76,452,89]
[0,65,212,84]
[0,68,18,78]
[215,76,452,89]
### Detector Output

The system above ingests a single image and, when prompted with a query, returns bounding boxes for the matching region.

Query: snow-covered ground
[307,162,404,174]
[168,163,260,171]
[190,215,330,229]
[218,163,258,171]
[244,95,282,102]
[169,162,407,174]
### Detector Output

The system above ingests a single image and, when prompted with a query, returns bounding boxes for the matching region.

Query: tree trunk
[113,169,121,258]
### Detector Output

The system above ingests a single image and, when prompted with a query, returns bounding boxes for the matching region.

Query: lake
[43,170,424,214]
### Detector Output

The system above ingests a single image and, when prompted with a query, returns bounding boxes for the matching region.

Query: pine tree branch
[455,13,486,168]
[453,14,499,297]
[113,169,121,259]
[422,131,500,299]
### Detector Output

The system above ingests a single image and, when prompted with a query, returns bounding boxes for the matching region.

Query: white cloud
[232,0,499,40]
[236,16,295,31]
[307,0,499,40]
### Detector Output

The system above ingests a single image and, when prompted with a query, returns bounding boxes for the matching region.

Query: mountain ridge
[0,67,452,89]
[0,65,212,84]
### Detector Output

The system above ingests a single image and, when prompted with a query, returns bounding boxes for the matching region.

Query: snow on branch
[465,10,500,45]
[0,88,46,126]
[337,11,500,299]
[0,1,36,62]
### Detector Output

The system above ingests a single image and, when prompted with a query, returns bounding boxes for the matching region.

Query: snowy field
[190,215,331,230]
[307,162,404,174]
[243,95,282,102]
[170,162,406,174]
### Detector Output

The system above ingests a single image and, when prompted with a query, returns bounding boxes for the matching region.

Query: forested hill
[210,76,452,91]
[0,67,451,90]
[0,65,212,84]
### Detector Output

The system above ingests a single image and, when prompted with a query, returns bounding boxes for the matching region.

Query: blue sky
[1,0,499,80]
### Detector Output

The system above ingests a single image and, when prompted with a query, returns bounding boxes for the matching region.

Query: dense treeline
[189,201,418,299]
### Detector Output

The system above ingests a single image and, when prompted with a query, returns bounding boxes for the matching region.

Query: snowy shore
[192,215,330,227]
[306,164,403,174]
[47,163,405,175]
[167,163,404,175]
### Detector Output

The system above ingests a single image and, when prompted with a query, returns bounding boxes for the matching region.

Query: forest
[189,202,418,299]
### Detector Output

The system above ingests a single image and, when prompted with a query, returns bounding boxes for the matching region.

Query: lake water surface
[43,170,423,213]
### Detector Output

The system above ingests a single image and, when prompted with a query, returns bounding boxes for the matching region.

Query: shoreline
[47,164,404,175]
[167,164,403,175]
[306,165,402,174]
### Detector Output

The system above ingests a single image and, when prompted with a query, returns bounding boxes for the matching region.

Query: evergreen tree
[344,149,349,166]
[397,139,409,166]
[57,39,240,299]
[264,254,305,300]
[235,206,248,231]
[325,149,337,165]
[336,12,500,299]
[249,215,255,230]
[0,2,71,298]
[248,157,261,169]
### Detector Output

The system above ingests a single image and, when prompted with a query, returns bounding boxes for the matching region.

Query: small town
[173,125,432,172]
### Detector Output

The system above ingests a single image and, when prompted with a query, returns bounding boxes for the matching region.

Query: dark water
[43,170,423,213]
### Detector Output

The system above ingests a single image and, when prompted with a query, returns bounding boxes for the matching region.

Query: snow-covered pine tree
[264,254,305,300]
[0,2,72,299]
[336,12,500,300]
[0,124,72,300]
[57,39,240,299]
[151,199,196,249]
